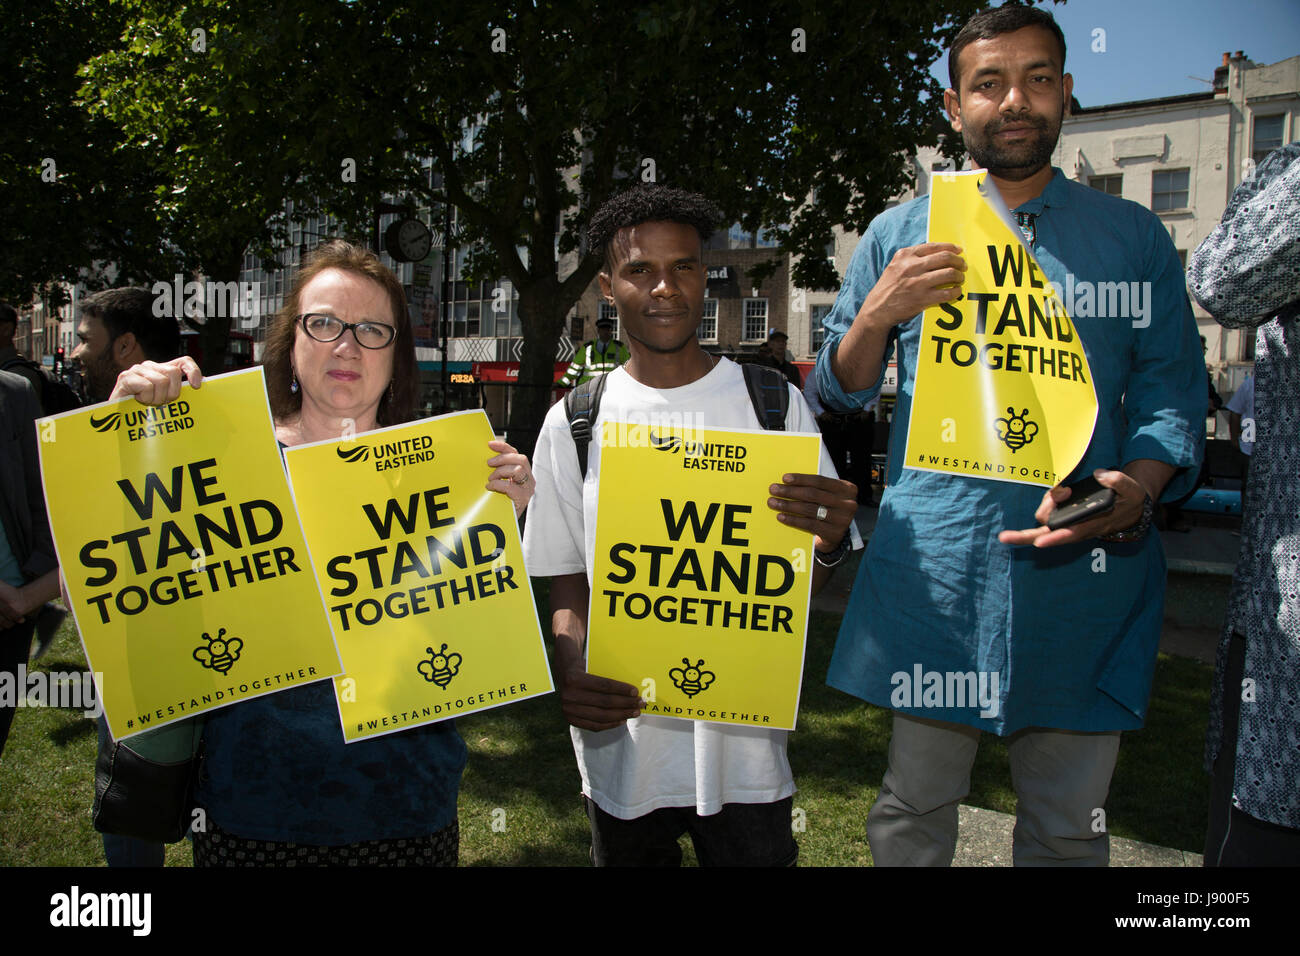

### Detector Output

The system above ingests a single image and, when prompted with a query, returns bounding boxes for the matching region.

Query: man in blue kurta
[815,6,1204,865]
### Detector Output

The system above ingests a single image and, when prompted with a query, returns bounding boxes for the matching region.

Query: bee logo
[649,431,682,454]
[336,444,370,463]
[994,406,1039,453]
[193,627,244,674]
[89,411,122,433]
[418,643,462,688]
[669,658,716,698]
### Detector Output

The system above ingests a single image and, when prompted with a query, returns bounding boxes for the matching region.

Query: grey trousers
[866,712,1122,866]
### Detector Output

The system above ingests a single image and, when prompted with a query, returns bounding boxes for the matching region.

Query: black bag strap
[566,363,789,480]
[564,372,610,481]
[742,363,789,431]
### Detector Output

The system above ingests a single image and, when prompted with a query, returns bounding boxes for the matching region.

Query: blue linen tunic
[816,168,1205,734]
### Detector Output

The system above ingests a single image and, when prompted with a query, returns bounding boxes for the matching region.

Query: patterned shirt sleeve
[1187,143,1300,327]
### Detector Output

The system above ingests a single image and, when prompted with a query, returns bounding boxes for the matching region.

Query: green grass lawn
[0,581,1213,866]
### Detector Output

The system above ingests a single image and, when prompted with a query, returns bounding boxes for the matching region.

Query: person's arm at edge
[0,569,60,626]
[1188,143,1300,327]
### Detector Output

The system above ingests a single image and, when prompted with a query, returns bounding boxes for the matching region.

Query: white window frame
[698,298,718,343]
[742,298,768,342]
[810,304,832,353]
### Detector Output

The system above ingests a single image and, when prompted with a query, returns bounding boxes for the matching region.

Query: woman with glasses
[106,240,534,865]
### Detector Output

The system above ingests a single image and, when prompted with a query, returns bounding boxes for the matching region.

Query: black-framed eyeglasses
[298,313,396,349]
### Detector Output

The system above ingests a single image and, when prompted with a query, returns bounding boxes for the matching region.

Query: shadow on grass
[49,716,97,747]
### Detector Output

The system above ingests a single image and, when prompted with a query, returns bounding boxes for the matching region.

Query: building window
[1152,168,1190,212]
[1177,249,1187,269]
[598,300,619,340]
[698,299,718,343]
[1089,174,1122,196]
[743,299,768,342]
[1252,114,1286,165]
[1240,330,1256,363]
[810,304,832,353]
[704,223,780,251]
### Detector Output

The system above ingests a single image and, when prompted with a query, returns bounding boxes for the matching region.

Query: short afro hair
[948,4,1067,92]
[587,185,722,267]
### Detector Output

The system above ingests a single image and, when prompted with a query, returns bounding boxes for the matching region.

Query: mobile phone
[1046,476,1116,530]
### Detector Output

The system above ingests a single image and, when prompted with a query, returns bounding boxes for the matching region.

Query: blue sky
[928,0,1300,108]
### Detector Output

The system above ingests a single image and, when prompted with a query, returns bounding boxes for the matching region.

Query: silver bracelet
[814,534,851,567]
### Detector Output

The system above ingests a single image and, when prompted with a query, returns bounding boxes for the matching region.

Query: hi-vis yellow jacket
[558,338,631,386]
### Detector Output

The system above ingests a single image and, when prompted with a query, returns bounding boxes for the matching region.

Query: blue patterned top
[1189,142,1300,830]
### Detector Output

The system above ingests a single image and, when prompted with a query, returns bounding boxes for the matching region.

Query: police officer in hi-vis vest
[558,316,630,387]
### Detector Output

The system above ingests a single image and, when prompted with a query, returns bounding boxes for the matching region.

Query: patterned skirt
[192,814,459,867]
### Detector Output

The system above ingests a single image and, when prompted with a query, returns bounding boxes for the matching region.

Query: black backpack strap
[742,363,789,431]
[563,372,610,480]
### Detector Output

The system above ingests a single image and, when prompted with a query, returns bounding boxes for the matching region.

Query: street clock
[384,217,433,262]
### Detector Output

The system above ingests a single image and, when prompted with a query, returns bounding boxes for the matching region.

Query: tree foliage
[0,1,164,303]
[13,0,988,446]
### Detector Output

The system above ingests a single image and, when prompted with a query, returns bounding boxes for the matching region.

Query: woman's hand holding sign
[108,357,203,405]
[485,439,534,517]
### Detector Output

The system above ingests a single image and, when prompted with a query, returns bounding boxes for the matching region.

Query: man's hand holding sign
[830,242,967,394]
[768,473,859,593]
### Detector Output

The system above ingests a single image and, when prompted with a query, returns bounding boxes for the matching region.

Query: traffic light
[54,347,65,377]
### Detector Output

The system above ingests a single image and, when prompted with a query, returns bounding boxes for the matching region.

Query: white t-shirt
[522,357,845,819]
[1225,374,1255,456]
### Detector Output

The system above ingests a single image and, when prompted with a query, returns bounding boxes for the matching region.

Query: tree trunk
[193,252,245,376]
[506,282,568,461]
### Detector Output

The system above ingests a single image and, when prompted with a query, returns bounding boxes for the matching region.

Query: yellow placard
[588,421,820,730]
[283,409,552,742]
[37,368,342,739]
[905,170,1098,487]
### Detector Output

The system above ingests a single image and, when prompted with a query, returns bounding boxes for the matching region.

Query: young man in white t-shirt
[522,185,858,865]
